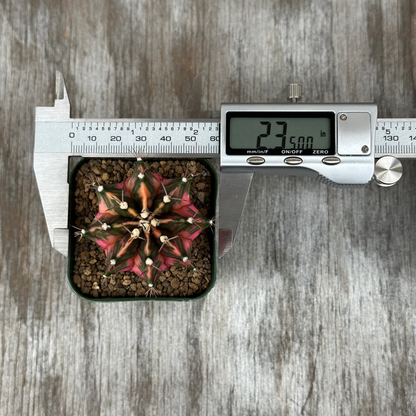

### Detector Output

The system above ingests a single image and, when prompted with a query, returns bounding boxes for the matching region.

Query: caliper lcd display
[226,112,336,156]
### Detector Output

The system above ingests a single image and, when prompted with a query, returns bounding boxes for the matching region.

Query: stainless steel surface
[34,72,72,254]
[337,112,372,155]
[374,118,416,158]
[287,83,302,103]
[54,229,70,257]
[35,119,220,156]
[374,156,403,187]
[218,172,254,258]
[220,103,377,186]
[33,153,70,255]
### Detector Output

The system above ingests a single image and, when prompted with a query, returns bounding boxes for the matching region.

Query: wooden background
[1,0,416,414]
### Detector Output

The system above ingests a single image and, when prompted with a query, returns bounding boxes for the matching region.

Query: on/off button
[284,157,303,165]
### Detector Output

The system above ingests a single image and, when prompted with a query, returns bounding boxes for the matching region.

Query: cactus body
[78,159,212,295]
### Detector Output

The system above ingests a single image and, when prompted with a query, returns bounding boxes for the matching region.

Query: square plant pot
[68,157,217,302]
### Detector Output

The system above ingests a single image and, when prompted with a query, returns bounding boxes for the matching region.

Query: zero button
[322,157,341,165]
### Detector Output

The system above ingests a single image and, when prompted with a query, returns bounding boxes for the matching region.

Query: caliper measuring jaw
[34,73,412,261]
[34,72,73,257]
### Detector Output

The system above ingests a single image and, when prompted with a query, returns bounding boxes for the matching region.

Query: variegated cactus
[75,157,214,297]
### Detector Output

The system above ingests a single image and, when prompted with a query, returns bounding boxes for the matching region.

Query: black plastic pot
[67,158,217,302]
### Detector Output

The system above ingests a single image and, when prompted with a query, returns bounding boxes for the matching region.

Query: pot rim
[67,157,218,302]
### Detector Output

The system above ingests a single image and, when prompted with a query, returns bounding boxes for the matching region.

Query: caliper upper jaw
[36,70,71,122]
[218,172,254,258]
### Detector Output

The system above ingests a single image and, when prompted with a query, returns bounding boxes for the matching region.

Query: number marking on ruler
[35,120,221,155]
[375,119,416,158]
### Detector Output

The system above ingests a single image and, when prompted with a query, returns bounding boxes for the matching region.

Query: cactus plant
[74,157,214,297]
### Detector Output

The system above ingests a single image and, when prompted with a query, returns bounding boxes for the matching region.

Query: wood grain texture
[1,0,416,414]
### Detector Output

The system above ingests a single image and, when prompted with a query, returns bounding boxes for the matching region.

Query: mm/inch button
[246,156,265,165]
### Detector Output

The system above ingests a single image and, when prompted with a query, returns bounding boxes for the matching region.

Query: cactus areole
[76,158,213,297]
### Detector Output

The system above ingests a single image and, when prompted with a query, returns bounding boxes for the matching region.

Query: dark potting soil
[72,159,214,298]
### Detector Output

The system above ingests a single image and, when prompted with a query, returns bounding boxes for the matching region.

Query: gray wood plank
[1,0,416,415]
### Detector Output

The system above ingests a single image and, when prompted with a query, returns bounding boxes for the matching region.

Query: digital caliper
[34,72,414,258]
